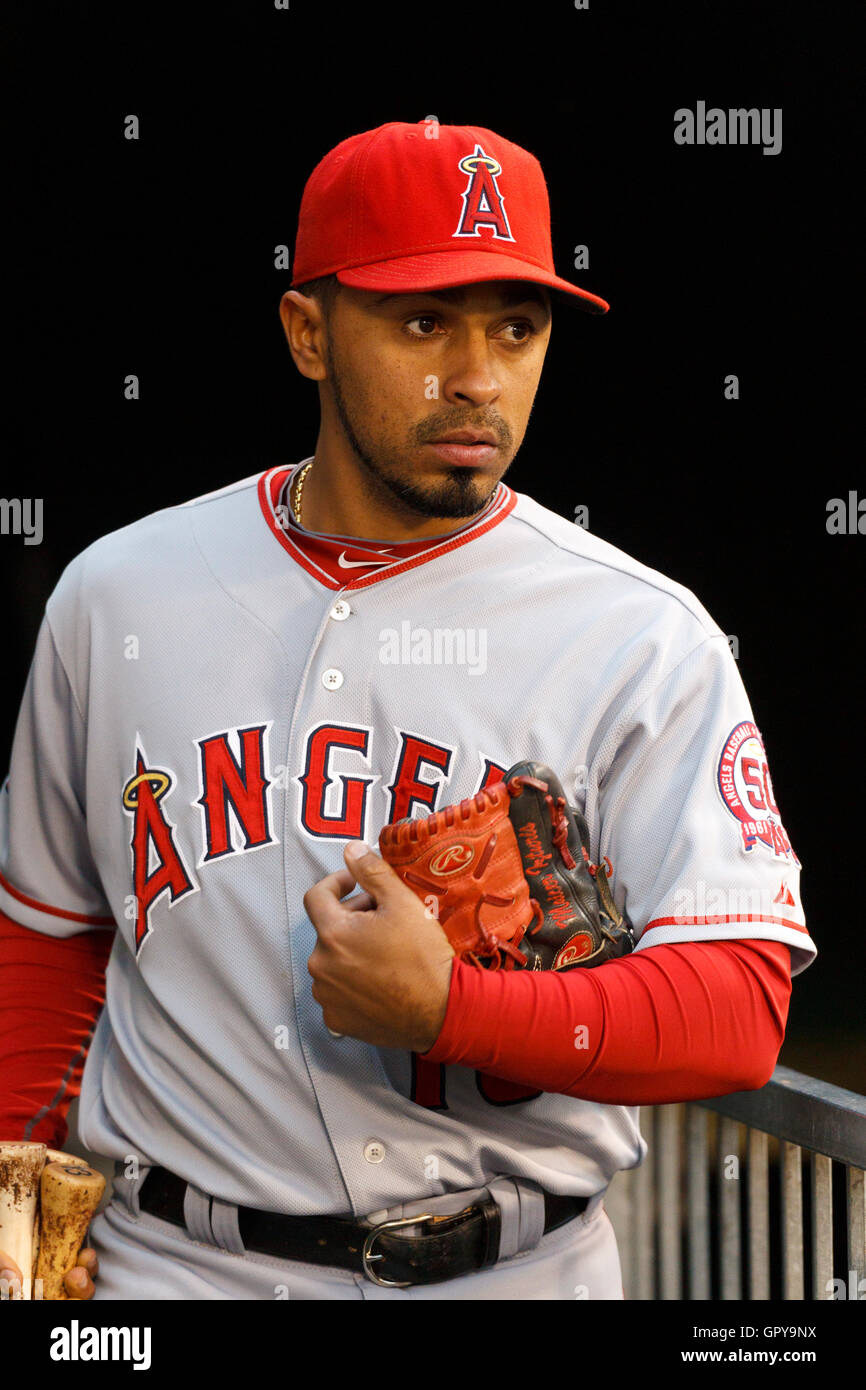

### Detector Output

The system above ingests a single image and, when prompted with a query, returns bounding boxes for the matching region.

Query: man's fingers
[1,1247,99,1299]
[303,866,359,927]
[76,1247,99,1277]
[306,846,420,937]
[0,1254,23,1283]
[1,1251,23,1297]
[344,841,408,896]
[343,890,375,914]
[64,1263,95,1299]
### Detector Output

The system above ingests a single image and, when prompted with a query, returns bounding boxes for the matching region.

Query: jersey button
[322,668,344,691]
[329,600,351,621]
[364,1141,386,1164]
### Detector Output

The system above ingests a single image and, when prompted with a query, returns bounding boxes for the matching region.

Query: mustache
[415,416,512,448]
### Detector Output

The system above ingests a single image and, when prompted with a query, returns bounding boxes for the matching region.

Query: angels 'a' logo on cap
[453,144,515,242]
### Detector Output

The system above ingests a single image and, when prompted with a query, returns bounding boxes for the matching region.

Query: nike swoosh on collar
[336,550,396,569]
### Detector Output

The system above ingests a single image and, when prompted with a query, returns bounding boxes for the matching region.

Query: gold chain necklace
[292,461,314,526]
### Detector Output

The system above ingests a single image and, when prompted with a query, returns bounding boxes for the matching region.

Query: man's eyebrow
[370,285,550,310]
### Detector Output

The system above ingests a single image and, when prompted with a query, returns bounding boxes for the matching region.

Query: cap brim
[336,251,609,314]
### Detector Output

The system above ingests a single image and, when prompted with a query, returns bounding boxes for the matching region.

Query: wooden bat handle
[34,1159,105,1300]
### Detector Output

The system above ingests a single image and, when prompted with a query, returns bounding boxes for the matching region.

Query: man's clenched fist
[305,841,455,1052]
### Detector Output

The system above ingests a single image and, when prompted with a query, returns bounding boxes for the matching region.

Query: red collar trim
[257,465,516,591]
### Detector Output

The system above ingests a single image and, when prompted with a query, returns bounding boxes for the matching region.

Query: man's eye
[502,321,534,342]
[405,316,441,337]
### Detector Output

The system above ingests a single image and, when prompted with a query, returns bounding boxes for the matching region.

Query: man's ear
[279,290,329,382]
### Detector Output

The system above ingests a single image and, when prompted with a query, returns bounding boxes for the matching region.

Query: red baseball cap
[291,119,609,313]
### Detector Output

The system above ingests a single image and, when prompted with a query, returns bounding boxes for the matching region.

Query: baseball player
[0,120,815,1300]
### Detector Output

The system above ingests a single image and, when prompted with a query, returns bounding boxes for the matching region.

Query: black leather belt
[138,1166,589,1287]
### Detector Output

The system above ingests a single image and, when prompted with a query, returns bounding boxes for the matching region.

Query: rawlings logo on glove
[379,760,635,972]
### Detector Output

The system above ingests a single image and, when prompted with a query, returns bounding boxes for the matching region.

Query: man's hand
[305,842,455,1052]
[0,1247,99,1299]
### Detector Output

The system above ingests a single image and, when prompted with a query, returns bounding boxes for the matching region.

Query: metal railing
[605,1066,866,1300]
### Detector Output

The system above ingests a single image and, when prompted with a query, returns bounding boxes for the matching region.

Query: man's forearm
[421,937,792,1105]
[0,911,112,1142]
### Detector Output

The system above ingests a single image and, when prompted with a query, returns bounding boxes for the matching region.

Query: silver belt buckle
[361,1212,434,1288]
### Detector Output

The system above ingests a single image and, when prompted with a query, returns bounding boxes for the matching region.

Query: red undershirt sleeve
[421,937,791,1105]
[0,910,112,1145]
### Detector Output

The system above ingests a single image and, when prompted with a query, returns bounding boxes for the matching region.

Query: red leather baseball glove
[379,760,635,971]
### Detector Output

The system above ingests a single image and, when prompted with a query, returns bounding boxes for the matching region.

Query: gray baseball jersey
[0,458,815,1293]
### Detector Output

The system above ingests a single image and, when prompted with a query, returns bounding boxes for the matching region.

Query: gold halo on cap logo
[429,844,475,876]
[457,151,502,176]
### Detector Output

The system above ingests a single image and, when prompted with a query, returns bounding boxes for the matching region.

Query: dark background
[2,1,862,1090]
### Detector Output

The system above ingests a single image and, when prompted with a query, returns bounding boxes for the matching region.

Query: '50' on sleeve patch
[717,721,799,864]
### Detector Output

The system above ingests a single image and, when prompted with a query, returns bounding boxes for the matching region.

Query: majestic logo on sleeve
[717,721,799,864]
[453,145,515,241]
